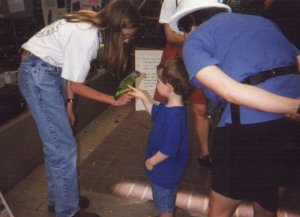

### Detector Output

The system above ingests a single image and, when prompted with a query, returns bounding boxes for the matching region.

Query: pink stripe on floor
[112,181,300,217]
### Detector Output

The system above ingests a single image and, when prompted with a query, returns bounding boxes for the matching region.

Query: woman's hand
[285,98,300,122]
[66,103,76,126]
[114,93,133,106]
[285,113,300,121]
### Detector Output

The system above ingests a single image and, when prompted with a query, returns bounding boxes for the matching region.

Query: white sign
[135,49,163,111]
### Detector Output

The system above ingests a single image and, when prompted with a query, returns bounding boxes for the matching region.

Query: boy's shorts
[151,183,177,213]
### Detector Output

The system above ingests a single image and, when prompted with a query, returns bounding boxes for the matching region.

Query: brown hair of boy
[157,57,193,100]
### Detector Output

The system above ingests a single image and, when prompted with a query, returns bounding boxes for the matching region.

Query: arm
[196,65,300,118]
[163,24,185,45]
[127,85,154,114]
[159,0,184,45]
[66,81,75,126]
[145,151,169,171]
[69,81,131,106]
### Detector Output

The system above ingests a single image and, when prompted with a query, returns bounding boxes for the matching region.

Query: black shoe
[198,155,212,168]
[72,210,101,217]
[48,195,90,213]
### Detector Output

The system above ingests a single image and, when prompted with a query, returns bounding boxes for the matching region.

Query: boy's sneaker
[71,210,101,217]
[48,195,90,213]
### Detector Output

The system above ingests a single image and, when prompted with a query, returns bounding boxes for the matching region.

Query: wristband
[297,104,300,114]
[67,98,75,103]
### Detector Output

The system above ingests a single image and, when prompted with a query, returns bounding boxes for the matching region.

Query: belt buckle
[247,73,264,85]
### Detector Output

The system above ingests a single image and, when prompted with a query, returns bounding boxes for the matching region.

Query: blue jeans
[151,183,177,213]
[18,53,80,217]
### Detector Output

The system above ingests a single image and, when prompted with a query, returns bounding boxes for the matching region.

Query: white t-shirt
[159,0,181,33]
[22,19,101,83]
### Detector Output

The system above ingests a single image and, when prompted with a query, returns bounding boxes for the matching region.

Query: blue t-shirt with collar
[183,12,300,127]
[146,103,188,189]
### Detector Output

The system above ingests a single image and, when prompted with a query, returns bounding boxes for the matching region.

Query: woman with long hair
[18,1,140,217]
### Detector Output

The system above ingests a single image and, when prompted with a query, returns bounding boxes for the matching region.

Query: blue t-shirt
[146,103,189,189]
[183,13,300,127]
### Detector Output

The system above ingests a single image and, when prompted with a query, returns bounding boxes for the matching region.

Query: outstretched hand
[285,113,300,122]
[127,84,146,99]
[127,84,154,114]
[285,98,300,122]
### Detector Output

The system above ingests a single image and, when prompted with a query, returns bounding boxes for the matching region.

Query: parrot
[114,70,141,100]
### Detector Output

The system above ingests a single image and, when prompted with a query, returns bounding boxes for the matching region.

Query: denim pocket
[41,62,61,75]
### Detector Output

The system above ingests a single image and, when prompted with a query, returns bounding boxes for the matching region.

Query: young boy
[128,58,192,217]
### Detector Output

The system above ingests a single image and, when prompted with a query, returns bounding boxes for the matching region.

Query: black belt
[243,65,298,85]
[231,65,298,125]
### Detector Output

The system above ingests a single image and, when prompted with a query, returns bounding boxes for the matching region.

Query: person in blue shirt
[168,0,300,217]
[128,58,192,217]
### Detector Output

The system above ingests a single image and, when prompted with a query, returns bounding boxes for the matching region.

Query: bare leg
[253,202,277,217]
[192,103,210,158]
[159,212,173,217]
[208,190,242,217]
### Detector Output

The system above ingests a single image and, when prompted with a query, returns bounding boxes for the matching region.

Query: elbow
[220,82,248,105]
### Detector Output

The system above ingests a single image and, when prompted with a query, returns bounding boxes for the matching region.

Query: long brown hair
[63,0,140,78]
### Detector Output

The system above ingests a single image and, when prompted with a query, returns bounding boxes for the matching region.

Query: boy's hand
[127,84,153,114]
[127,84,146,99]
[145,158,154,171]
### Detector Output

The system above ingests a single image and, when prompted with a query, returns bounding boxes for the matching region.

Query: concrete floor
[3,102,300,217]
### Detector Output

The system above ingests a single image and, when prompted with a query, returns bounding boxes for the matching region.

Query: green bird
[114,70,141,99]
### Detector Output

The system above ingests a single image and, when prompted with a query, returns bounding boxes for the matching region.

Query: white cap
[169,0,231,31]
